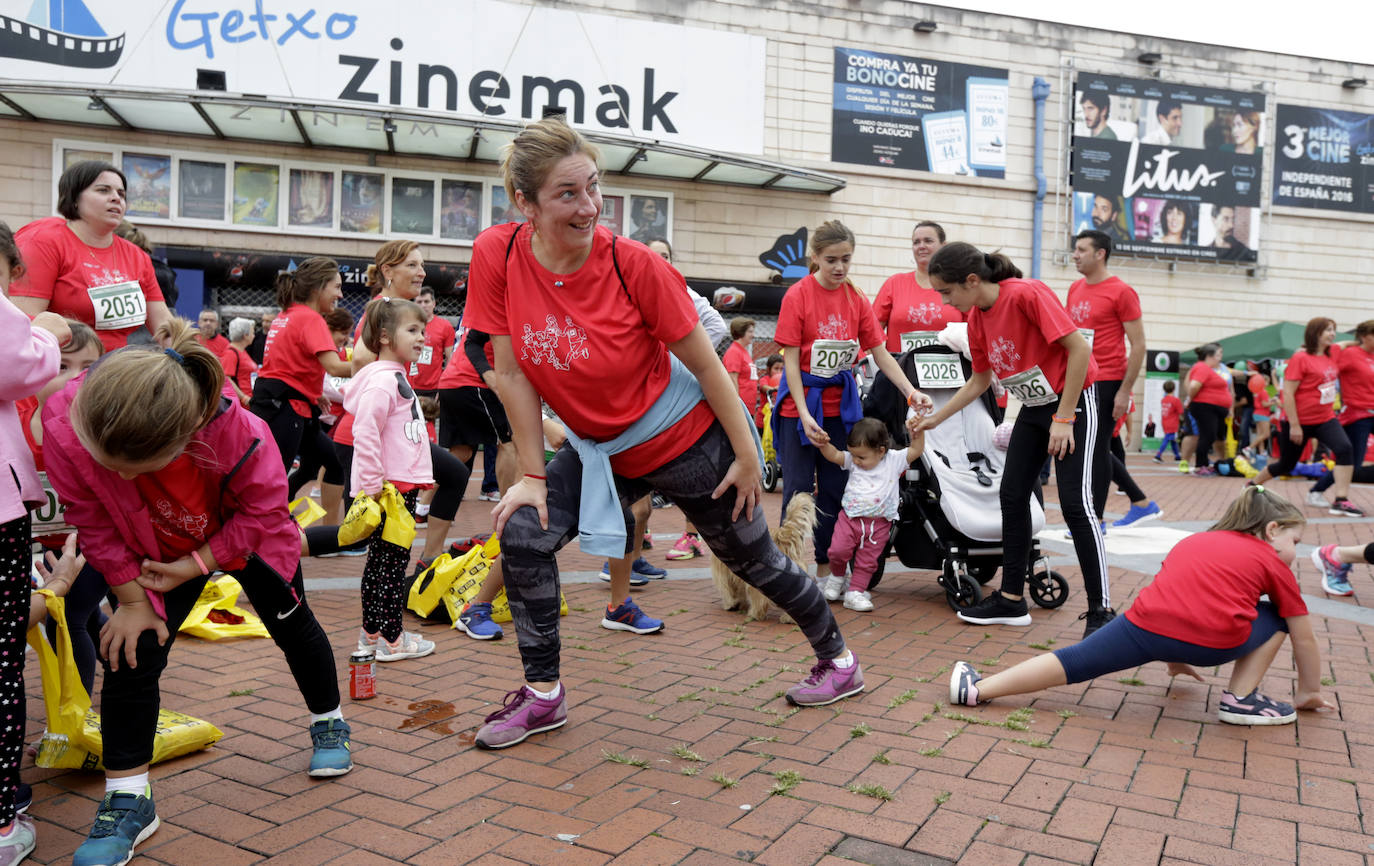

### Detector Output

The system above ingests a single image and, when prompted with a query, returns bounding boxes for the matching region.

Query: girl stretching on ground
[950,486,1334,726]
[44,319,351,866]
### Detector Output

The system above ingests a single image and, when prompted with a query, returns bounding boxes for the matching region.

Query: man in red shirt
[1068,230,1161,528]
[196,308,230,356]
[410,286,456,399]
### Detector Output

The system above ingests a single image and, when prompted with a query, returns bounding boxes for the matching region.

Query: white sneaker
[843,590,874,612]
[357,628,378,652]
[1306,491,1329,508]
[375,631,436,662]
[821,574,846,602]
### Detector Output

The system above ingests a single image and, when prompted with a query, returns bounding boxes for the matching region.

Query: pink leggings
[827,511,893,592]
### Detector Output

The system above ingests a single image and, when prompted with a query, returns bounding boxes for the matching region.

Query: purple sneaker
[475,686,568,749]
[784,655,865,706]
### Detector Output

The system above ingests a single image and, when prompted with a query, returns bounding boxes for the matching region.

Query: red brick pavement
[19,453,1374,864]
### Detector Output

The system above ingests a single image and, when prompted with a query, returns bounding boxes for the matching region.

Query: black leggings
[0,515,28,825]
[362,490,419,642]
[100,558,338,771]
[1000,387,1110,609]
[1110,436,1145,502]
[287,423,344,496]
[337,442,467,521]
[1268,418,1354,478]
[1187,402,1229,468]
[1091,380,1145,512]
[43,556,108,698]
[500,423,845,682]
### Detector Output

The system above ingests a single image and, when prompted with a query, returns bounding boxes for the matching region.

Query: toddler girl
[343,297,436,662]
[43,319,350,866]
[818,417,924,611]
[950,486,1334,726]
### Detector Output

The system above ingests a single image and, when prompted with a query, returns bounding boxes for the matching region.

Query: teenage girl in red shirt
[1250,317,1363,516]
[916,242,1112,637]
[951,486,1335,727]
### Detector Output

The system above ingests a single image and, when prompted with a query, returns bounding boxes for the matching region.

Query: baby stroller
[760,399,781,492]
[865,330,1070,612]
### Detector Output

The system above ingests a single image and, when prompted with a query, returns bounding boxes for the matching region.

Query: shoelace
[801,660,836,685]
[484,688,532,723]
[313,724,348,748]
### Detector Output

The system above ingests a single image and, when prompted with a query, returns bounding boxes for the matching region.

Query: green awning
[1215,321,1353,364]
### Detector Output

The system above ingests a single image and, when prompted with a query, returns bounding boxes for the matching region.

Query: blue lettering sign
[166,0,356,59]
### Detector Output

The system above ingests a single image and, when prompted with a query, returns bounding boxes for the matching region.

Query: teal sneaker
[308,719,353,778]
[73,788,159,866]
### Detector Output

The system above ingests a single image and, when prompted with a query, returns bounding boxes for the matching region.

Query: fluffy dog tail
[774,492,818,559]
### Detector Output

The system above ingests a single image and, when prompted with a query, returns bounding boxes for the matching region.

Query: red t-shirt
[1284,347,1339,426]
[872,272,964,354]
[722,341,758,416]
[437,327,490,391]
[1125,531,1306,648]
[198,333,229,359]
[967,278,1096,398]
[1066,275,1142,381]
[1160,394,1183,433]
[10,217,163,352]
[409,315,456,391]
[1187,362,1231,408]
[1336,346,1374,421]
[259,304,335,416]
[222,345,257,397]
[131,453,242,569]
[774,274,884,418]
[464,224,712,477]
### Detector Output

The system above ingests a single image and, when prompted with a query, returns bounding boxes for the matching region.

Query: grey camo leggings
[501,421,846,682]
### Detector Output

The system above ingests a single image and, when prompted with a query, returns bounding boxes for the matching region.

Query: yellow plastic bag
[179,577,271,640]
[289,496,326,528]
[338,493,382,546]
[1225,420,1238,459]
[407,553,461,618]
[441,537,567,625]
[27,591,223,770]
[378,483,416,548]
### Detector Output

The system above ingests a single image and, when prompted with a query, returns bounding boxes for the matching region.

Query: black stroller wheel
[1030,569,1070,609]
[941,562,982,611]
[763,460,779,493]
[966,561,999,585]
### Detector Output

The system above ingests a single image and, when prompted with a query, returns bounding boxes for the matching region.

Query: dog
[710,492,817,623]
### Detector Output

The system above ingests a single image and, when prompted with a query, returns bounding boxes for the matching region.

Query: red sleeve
[9,230,62,301]
[621,244,697,345]
[873,280,894,325]
[1283,352,1306,384]
[298,310,337,358]
[1026,283,1075,344]
[1115,284,1141,322]
[440,318,456,350]
[1264,558,1308,618]
[465,225,518,335]
[775,287,804,348]
[968,316,989,374]
[1189,363,1206,384]
[855,290,885,352]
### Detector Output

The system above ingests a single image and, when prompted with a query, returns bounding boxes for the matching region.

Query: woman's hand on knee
[495,477,547,535]
[713,457,762,521]
[99,601,169,672]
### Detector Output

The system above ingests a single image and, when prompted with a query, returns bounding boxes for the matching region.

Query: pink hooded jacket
[43,369,299,618]
[0,293,60,525]
[343,360,433,496]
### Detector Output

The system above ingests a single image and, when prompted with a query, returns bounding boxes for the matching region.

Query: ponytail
[1210,485,1305,539]
[929,242,1022,285]
[73,317,224,463]
[275,257,339,310]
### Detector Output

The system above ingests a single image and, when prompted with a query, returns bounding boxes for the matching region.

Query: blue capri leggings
[1053,602,1288,684]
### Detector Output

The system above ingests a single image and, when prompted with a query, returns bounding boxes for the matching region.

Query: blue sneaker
[632,556,667,579]
[308,719,353,778]
[1312,545,1353,596]
[1112,501,1162,528]
[73,788,159,866]
[458,602,505,640]
[598,562,649,587]
[601,597,664,634]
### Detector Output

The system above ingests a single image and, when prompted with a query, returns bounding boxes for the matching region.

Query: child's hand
[1165,662,1204,681]
[99,600,168,671]
[1294,690,1337,712]
[35,533,84,597]
[32,312,72,348]
[137,556,203,593]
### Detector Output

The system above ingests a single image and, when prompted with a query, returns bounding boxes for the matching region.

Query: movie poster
[598,195,624,235]
[831,47,1008,178]
[288,169,334,228]
[121,153,171,219]
[341,171,384,234]
[178,160,226,221]
[1272,104,1374,215]
[626,195,670,243]
[391,177,435,235]
[1071,73,1265,263]
[439,180,482,241]
[232,162,280,227]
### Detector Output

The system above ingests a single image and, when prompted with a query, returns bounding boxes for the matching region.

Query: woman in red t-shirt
[1178,343,1232,475]
[466,118,865,749]
[916,242,1111,637]
[1309,319,1374,505]
[1250,318,1362,515]
[773,220,925,586]
[250,257,353,519]
[948,487,1333,726]
[11,161,171,350]
[222,316,258,404]
[873,220,963,354]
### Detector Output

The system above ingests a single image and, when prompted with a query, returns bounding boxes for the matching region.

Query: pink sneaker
[665,532,700,560]
[784,655,865,706]
[475,686,568,749]
[691,534,711,558]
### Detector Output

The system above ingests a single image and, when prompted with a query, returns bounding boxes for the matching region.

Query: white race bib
[1001,366,1057,407]
[900,330,942,353]
[911,353,965,389]
[809,339,858,378]
[1319,380,1337,405]
[1077,328,1095,349]
[418,346,434,366]
[87,280,146,330]
[30,472,72,536]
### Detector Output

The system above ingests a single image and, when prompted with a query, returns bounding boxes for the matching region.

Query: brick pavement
[19,452,1374,864]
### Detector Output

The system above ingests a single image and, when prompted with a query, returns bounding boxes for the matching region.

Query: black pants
[43,556,108,698]
[1109,435,1146,502]
[1187,402,1229,468]
[362,490,419,642]
[100,558,338,771]
[1312,416,1374,493]
[287,423,344,496]
[337,442,467,522]
[1000,387,1110,610]
[500,423,845,682]
[1269,417,1354,478]
[0,515,28,824]
[1091,380,1145,514]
